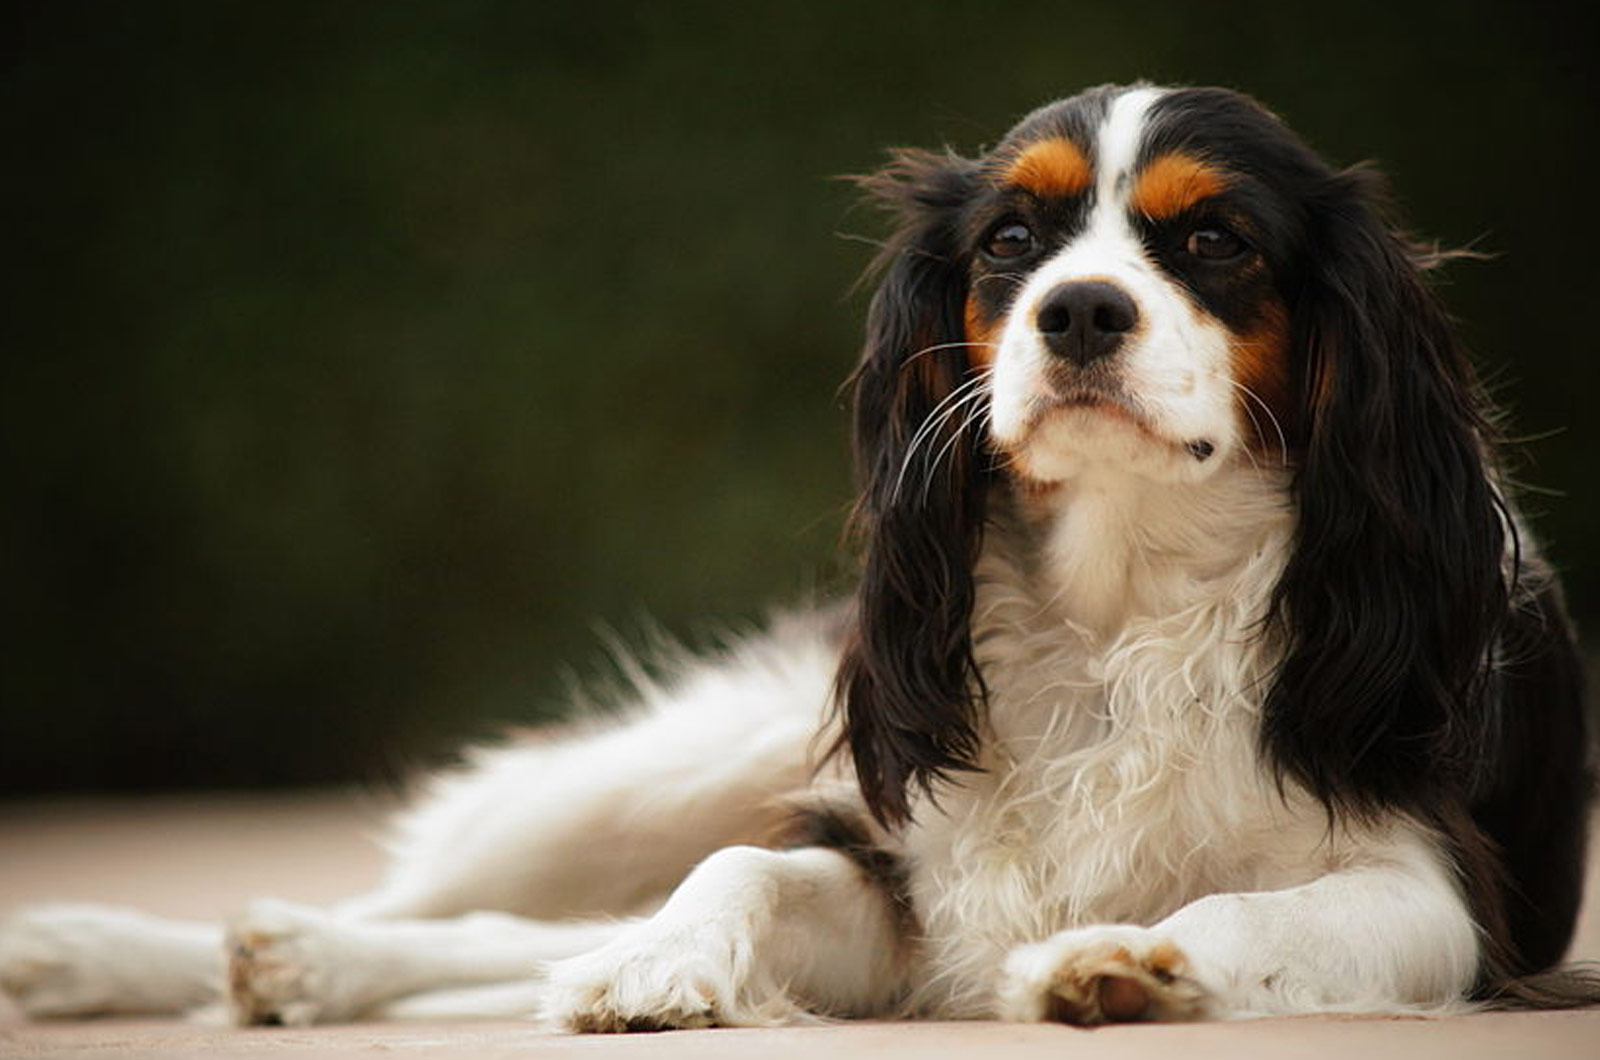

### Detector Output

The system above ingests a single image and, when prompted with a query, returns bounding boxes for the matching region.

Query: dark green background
[4,1,1594,793]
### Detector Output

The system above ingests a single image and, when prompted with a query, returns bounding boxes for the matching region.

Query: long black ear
[833,148,989,828]
[1264,164,1510,819]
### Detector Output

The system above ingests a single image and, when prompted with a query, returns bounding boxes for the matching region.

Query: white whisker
[1216,373,1289,467]
[901,341,998,370]
[920,390,995,503]
[892,369,994,505]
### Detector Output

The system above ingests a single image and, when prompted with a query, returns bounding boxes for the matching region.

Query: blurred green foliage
[3,0,1595,792]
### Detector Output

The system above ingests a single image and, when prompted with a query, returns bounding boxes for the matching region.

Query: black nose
[1035,281,1140,367]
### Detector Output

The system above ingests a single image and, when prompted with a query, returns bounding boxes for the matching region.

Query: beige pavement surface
[2,791,1597,1058]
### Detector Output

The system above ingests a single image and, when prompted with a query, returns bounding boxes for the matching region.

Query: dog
[1,82,1594,1030]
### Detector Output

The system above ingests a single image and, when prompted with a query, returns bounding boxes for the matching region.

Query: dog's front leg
[542,844,908,1031]
[998,832,1479,1022]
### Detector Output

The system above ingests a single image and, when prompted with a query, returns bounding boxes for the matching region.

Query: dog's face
[965,86,1305,485]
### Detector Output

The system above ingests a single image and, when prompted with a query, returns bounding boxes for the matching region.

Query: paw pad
[1001,929,1208,1025]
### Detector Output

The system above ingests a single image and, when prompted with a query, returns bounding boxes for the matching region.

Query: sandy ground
[1,790,1597,1058]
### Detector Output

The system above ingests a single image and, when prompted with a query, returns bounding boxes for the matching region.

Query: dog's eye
[1185,227,1246,261]
[985,222,1036,260]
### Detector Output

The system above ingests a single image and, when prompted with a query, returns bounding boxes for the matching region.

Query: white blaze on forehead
[1094,86,1165,224]
[1017,85,1167,291]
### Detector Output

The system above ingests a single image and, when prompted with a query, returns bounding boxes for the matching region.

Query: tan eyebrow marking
[1003,137,1092,199]
[1129,152,1230,219]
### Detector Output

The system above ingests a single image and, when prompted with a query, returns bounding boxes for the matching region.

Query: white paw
[541,929,799,1033]
[226,899,364,1026]
[0,905,217,1018]
[997,925,1209,1024]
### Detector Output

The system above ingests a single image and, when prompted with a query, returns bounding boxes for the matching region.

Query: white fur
[0,905,220,1018]
[0,86,1485,1031]
[541,845,904,1030]
[341,610,840,924]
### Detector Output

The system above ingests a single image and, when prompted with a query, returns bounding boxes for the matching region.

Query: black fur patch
[779,804,918,941]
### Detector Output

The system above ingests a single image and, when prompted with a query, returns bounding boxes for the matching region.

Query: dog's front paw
[997,925,1208,1025]
[541,930,799,1033]
[226,899,364,1026]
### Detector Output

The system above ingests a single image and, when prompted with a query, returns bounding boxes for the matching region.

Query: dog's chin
[995,397,1222,488]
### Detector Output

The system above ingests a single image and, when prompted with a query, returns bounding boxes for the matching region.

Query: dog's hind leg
[1,611,843,1023]
[225,900,629,1026]
[0,905,221,1018]
[335,614,839,924]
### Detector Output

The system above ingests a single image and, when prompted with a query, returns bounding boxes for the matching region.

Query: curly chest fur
[898,477,1335,1014]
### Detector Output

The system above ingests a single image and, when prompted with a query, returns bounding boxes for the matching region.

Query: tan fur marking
[1004,137,1092,199]
[1130,153,1229,219]
[964,294,998,367]
[1229,298,1293,453]
[1146,940,1188,979]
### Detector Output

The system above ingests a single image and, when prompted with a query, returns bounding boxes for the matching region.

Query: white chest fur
[899,470,1340,1016]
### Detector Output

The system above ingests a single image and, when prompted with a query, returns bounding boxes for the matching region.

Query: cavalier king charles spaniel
[2,83,1594,1030]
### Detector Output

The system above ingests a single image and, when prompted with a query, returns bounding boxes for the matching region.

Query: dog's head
[838,84,1509,827]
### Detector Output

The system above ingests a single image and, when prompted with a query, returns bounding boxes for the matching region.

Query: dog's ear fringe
[830,146,989,829]
[844,148,983,292]
[1263,161,1512,821]
[1326,162,1494,274]
[1474,963,1600,1010]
